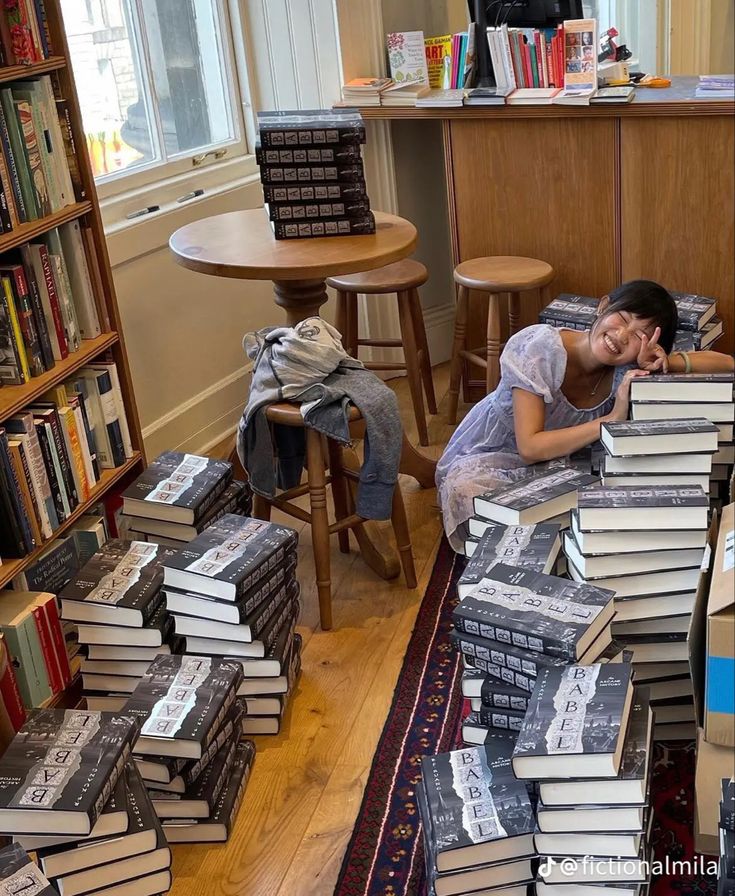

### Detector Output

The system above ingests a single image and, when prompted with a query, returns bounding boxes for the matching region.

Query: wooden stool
[251,402,417,631]
[447,256,555,424]
[327,259,437,447]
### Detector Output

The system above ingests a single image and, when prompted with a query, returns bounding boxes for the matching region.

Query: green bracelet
[675,350,692,373]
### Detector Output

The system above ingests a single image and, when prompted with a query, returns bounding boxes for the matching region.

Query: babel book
[458,523,561,597]
[512,663,634,780]
[60,540,177,628]
[420,746,535,873]
[0,843,57,896]
[255,143,362,166]
[272,214,375,239]
[451,628,564,693]
[257,109,366,146]
[453,563,614,662]
[474,468,598,526]
[0,709,138,836]
[123,654,243,760]
[261,182,367,203]
[122,451,232,525]
[266,199,370,222]
[600,418,719,456]
[163,514,298,601]
[668,291,717,331]
[576,483,710,531]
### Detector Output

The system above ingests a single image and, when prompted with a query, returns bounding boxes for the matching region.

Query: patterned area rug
[333,538,717,896]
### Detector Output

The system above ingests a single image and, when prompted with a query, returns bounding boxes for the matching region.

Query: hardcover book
[420,746,535,873]
[629,372,733,403]
[668,291,717,330]
[163,514,299,601]
[512,663,634,779]
[256,109,366,146]
[467,706,526,734]
[601,418,719,456]
[0,843,56,896]
[453,563,614,661]
[462,669,530,712]
[576,484,710,531]
[721,777,734,832]
[474,468,598,525]
[451,628,564,693]
[0,709,137,836]
[76,598,172,648]
[123,654,243,759]
[458,523,561,596]
[122,451,232,524]
[60,540,176,627]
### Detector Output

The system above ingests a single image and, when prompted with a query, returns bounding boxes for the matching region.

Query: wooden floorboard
[170,365,455,896]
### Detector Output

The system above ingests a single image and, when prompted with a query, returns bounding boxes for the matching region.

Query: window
[583,0,661,73]
[61,0,248,192]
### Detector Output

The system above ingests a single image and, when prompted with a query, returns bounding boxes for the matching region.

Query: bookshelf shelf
[0,452,143,589]
[0,201,94,254]
[0,56,66,87]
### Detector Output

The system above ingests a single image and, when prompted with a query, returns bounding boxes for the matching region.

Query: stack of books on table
[122,653,255,845]
[256,109,375,240]
[512,663,652,896]
[340,77,393,106]
[162,513,302,737]
[452,562,615,744]
[564,477,711,740]
[628,374,734,506]
[720,778,735,895]
[120,450,248,547]
[59,539,181,710]
[696,75,735,99]
[538,290,723,352]
[3,708,174,896]
[417,737,536,896]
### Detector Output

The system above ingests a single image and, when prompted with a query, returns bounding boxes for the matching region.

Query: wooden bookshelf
[0,200,93,253]
[0,453,142,589]
[0,55,66,87]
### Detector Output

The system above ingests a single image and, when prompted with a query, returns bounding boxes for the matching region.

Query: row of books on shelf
[0,359,134,559]
[0,74,85,229]
[0,221,106,384]
[0,0,53,66]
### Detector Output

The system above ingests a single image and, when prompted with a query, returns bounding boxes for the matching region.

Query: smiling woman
[436,279,734,550]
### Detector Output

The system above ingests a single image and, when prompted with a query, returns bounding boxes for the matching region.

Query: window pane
[139,0,236,157]
[61,0,158,177]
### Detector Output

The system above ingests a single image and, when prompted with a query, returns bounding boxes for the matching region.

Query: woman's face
[589,305,657,366]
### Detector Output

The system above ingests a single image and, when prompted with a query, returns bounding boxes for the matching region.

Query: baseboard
[142,365,251,458]
[423,301,456,365]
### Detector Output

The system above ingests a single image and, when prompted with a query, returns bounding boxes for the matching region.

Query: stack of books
[628,374,735,506]
[0,844,56,896]
[59,539,180,710]
[121,451,250,547]
[452,562,615,743]
[122,654,255,844]
[539,291,723,353]
[417,737,536,896]
[565,480,711,739]
[512,664,652,895]
[696,75,735,99]
[340,77,393,106]
[2,708,173,895]
[458,521,562,581]
[720,778,735,893]
[256,109,374,240]
[162,514,302,736]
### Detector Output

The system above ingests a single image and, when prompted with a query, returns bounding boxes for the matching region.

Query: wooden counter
[361,78,734,398]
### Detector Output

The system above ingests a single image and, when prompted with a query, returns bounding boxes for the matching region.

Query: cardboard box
[695,727,735,855]
[705,502,735,747]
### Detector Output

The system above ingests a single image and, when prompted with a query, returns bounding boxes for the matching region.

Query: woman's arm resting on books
[512,370,649,464]
[666,350,735,373]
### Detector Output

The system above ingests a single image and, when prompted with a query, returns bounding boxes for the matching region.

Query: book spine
[31,605,62,696]
[0,279,29,383]
[262,182,367,203]
[70,400,96,488]
[59,405,90,500]
[33,0,52,56]
[7,440,43,546]
[14,100,51,216]
[202,685,237,753]
[0,637,27,732]
[0,153,15,232]
[20,613,51,705]
[35,243,69,358]
[78,374,113,468]
[61,221,101,338]
[259,164,365,185]
[267,199,371,221]
[0,8,14,64]
[0,89,38,218]
[80,225,110,331]
[38,407,78,507]
[476,707,525,731]
[34,419,66,521]
[0,100,27,222]
[94,362,133,458]
[11,438,44,539]
[88,370,125,466]
[453,611,576,661]
[16,246,54,368]
[67,383,100,479]
[6,269,44,376]
[258,124,366,147]
[11,421,57,533]
[2,2,36,63]
[23,0,44,61]
[56,100,86,202]
[26,91,59,210]
[273,215,375,239]
[41,596,72,687]
[255,144,362,165]
[50,253,81,352]
[0,429,35,551]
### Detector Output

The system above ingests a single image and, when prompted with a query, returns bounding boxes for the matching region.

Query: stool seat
[327,259,428,294]
[453,256,554,291]
[265,401,362,426]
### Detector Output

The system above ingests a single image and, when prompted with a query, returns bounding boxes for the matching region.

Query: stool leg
[447,284,469,425]
[306,427,333,630]
[486,293,501,394]
[409,286,438,415]
[336,290,349,349]
[390,479,417,589]
[508,291,521,336]
[345,293,359,358]
[252,493,272,522]
[327,438,351,554]
[397,289,429,447]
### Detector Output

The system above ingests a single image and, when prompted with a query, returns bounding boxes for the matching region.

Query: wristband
[675,350,692,373]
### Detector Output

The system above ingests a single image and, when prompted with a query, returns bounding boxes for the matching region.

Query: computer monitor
[468,0,584,29]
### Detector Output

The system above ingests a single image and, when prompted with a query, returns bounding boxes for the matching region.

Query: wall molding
[423,301,456,364]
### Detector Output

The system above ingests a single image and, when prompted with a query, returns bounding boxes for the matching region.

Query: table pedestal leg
[272,278,329,326]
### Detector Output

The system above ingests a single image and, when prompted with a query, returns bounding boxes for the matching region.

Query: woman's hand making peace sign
[636,326,669,372]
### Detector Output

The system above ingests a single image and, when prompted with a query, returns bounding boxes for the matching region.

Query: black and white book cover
[205,739,255,834]
[0,710,138,835]
[602,418,720,441]
[462,671,530,713]
[257,108,366,145]
[122,451,232,522]
[151,732,237,818]
[163,514,299,600]
[0,843,57,896]
[476,468,598,515]
[578,484,710,510]
[458,523,561,596]
[513,663,632,768]
[668,291,716,331]
[180,702,244,790]
[473,706,526,732]
[60,540,176,624]
[123,655,243,759]
[420,747,534,860]
[454,564,614,662]
[721,778,735,832]
[539,294,597,328]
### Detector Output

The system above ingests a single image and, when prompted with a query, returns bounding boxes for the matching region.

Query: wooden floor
[170,364,455,896]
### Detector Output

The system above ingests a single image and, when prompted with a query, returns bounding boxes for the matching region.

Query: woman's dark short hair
[603,280,678,354]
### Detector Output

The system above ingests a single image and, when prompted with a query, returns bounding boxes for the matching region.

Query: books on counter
[629,373,734,403]
[458,522,561,596]
[0,709,137,836]
[512,663,634,779]
[576,484,710,531]
[415,88,465,107]
[474,467,597,525]
[0,843,57,896]
[453,563,614,662]
[123,654,243,759]
[341,77,393,105]
[601,418,720,456]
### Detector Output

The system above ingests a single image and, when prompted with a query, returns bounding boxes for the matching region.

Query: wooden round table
[169,207,436,488]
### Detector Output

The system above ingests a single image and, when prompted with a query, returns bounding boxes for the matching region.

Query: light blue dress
[436,324,625,550]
